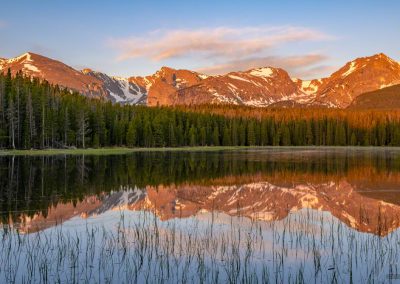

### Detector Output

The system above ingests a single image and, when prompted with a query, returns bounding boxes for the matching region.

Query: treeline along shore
[1,70,400,149]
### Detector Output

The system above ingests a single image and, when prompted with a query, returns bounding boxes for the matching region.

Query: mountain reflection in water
[1,148,400,236]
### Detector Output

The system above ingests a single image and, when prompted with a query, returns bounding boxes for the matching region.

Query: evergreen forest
[1,70,400,149]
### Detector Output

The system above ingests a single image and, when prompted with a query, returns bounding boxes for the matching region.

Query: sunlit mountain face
[2,148,400,236]
[1,52,400,108]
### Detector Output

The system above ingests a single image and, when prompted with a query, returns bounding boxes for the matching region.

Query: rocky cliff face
[141,67,205,106]
[82,69,147,104]
[163,67,308,107]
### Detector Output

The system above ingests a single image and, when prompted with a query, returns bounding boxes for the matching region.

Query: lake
[1,148,400,283]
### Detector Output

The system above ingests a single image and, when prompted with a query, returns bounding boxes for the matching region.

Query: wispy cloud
[196,54,336,79]
[295,65,338,79]
[109,26,332,62]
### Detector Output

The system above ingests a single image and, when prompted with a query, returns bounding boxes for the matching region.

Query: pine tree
[200,126,206,146]
[77,110,89,148]
[334,122,346,146]
[260,120,268,146]
[126,120,137,147]
[238,121,246,146]
[392,127,400,146]
[222,124,231,146]
[326,120,334,145]
[93,134,100,148]
[247,121,255,146]
[152,114,164,147]
[189,125,196,146]
[306,120,313,145]
[7,95,16,149]
[143,116,153,147]
[231,120,238,146]
[169,122,176,147]
[280,124,291,146]
[212,125,220,146]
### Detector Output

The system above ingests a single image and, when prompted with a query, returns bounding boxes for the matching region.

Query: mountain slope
[141,67,206,106]
[0,52,147,104]
[83,69,147,104]
[347,84,400,109]
[144,53,400,108]
[175,67,311,107]
[1,52,399,108]
[0,52,105,97]
[313,53,400,108]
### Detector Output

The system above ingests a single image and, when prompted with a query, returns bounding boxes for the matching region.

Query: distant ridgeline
[1,70,400,149]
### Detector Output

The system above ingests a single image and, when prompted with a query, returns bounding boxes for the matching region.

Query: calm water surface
[1,148,400,283]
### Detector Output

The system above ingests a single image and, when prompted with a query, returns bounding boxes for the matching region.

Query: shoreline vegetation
[1,145,400,156]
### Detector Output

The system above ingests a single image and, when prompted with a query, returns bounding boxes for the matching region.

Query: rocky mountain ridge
[1,52,399,108]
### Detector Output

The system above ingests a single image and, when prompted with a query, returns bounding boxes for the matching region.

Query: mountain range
[1,52,400,108]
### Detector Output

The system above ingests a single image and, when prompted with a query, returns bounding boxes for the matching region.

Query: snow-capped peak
[249,67,275,78]
[2,52,41,73]
[6,52,34,64]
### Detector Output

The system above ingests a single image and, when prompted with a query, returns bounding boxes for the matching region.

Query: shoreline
[1,146,400,156]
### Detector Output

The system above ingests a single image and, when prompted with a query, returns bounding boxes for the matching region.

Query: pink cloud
[109,26,332,62]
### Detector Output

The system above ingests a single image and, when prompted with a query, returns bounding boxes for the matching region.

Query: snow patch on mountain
[212,94,239,105]
[379,83,394,89]
[24,63,40,73]
[198,74,209,80]
[143,78,153,90]
[342,61,357,78]
[243,99,272,107]
[23,53,41,73]
[175,77,188,89]
[84,70,147,105]
[6,52,31,64]
[1,52,41,74]
[300,80,319,95]
[89,188,146,215]
[228,75,251,83]
[249,67,274,78]
[113,77,146,104]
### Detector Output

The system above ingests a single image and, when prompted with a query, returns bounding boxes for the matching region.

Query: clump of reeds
[0,208,399,283]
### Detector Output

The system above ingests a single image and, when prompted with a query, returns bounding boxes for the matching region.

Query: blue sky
[0,0,399,79]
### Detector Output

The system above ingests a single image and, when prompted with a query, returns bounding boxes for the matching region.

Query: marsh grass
[0,146,261,156]
[0,208,399,283]
[1,146,400,156]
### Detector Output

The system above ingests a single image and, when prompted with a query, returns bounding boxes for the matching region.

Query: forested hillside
[348,84,400,109]
[1,70,400,149]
